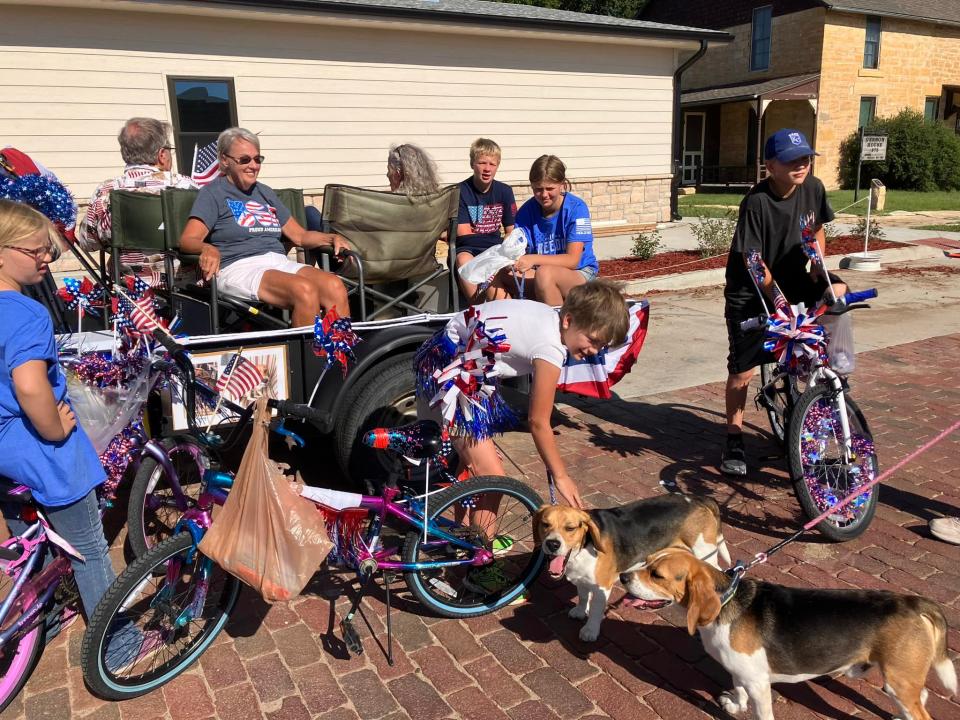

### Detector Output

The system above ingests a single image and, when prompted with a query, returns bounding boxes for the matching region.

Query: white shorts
[216,252,306,302]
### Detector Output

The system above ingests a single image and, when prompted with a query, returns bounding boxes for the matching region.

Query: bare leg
[455,251,483,304]
[530,265,587,306]
[453,436,505,539]
[256,266,348,327]
[725,368,755,434]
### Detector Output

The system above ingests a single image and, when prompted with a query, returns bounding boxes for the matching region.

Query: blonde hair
[0,199,61,253]
[469,138,502,165]
[560,279,629,347]
[529,154,572,192]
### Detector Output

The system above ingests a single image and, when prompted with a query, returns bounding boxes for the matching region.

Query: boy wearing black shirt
[721,129,847,476]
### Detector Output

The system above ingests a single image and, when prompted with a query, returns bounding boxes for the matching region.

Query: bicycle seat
[363,420,445,459]
[0,478,34,506]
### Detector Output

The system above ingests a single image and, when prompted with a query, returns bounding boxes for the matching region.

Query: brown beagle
[620,548,957,720]
[533,494,729,641]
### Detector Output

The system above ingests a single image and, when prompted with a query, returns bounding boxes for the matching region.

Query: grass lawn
[916,223,960,232]
[679,189,960,218]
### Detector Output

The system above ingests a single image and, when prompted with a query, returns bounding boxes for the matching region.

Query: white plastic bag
[818,312,856,375]
[65,357,152,454]
[458,227,529,284]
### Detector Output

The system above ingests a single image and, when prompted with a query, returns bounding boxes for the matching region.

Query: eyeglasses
[223,153,265,165]
[161,145,175,153]
[6,243,60,267]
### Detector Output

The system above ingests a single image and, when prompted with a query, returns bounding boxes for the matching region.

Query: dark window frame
[750,5,773,72]
[859,96,877,129]
[863,16,881,69]
[166,76,239,175]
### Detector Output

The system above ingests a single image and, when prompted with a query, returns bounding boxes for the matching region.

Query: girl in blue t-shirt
[0,200,115,623]
[494,155,599,306]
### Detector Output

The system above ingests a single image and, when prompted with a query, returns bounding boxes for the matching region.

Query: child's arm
[515,243,583,273]
[528,359,583,508]
[11,361,75,442]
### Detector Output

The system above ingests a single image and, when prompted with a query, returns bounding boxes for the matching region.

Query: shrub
[838,109,960,191]
[823,222,841,241]
[630,229,663,260]
[691,212,736,258]
[851,216,886,242]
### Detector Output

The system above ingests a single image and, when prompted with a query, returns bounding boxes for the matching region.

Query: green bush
[851,216,886,241]
[630,229,663,260]
[691,212,736,258]
[838,109,960,191]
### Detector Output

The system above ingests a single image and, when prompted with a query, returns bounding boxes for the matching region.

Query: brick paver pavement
[4,335,959,720]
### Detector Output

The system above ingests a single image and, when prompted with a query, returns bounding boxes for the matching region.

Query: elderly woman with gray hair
[179,127,348,326]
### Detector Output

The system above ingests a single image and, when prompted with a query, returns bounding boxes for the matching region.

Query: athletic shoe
[929,517,960,545]
[463,561,527,605]
[720,434,747,476]
[491,535,514,555]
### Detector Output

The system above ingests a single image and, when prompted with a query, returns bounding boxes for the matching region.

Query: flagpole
[191,143,199,183]
[206,347,244,432]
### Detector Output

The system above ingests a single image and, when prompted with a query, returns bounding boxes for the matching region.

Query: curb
[621,243,942,295]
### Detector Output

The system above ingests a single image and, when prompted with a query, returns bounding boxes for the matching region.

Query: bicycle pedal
[340,619,364,656]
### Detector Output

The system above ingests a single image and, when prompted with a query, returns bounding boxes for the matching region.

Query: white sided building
[0,0,727,232]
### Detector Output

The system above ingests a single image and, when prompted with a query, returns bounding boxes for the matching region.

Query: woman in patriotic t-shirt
[494,155,598,306]
[180,127,349,327]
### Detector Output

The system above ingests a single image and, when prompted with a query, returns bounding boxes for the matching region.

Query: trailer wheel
[334,353,418,488]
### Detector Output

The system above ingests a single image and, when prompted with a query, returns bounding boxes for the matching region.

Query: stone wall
[816,12,960,188]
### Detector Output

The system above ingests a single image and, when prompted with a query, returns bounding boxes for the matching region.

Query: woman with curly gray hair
[386,143,440,196]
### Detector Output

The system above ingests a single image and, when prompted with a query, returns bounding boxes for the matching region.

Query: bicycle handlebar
[739,288,878,331]
[837,288,878,306]
[268,399,325,423]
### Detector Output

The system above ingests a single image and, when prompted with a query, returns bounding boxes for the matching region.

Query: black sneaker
[720,435,747,476]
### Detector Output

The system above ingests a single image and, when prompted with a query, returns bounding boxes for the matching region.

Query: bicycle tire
[127,437,206,558]
[0,567,45,713]
[788,385,878,542]
[401,475,544,618]
[759,363,798,443]
[81,532,240,700]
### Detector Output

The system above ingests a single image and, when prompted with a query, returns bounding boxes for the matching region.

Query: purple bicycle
[80,335,544,700]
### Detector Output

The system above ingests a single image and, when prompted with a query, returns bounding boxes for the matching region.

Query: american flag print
[216,353,265,401]
[191,141,221,187]
[226,199,280,229]
[115,274,165,334]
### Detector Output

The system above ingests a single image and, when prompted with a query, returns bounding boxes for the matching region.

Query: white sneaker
[929,517,960,545]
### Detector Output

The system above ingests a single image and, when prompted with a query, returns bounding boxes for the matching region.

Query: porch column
[755,97,763,184]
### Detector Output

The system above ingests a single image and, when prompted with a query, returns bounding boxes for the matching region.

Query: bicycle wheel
[401,475,544,618]
[0,566,45,713]
[81,532,240,700]
[127,437,206,558]
[788,385,878,541]
[759,363,801,443]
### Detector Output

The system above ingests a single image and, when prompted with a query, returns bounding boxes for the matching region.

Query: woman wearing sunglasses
[179,127,349,327]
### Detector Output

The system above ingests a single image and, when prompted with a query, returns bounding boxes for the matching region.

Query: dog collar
[720,562,746,608]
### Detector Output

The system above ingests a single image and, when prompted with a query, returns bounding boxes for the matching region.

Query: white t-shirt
[444,299,565,378]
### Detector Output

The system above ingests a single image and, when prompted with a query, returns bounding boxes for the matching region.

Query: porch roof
[681,73,820,107]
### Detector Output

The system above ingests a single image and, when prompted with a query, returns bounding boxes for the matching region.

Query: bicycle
[745,288,879,541]
[0,483,92,712]
[81,334,544,700]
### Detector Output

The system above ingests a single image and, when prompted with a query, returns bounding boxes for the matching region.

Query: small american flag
[226,199,279,228]
[115,274,165,334]
[191,141,221,187]
[216,353,265,401]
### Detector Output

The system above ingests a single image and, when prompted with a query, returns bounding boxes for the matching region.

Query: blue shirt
[457,177,517,251]
[0,292,105,506]
[514,193,598,273]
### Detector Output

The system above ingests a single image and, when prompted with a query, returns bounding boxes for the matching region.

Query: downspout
[670,40,708,221]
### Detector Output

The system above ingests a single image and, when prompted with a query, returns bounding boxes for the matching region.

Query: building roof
[201,0,732,42]
[682,73,820,106]
[822,1,960,26]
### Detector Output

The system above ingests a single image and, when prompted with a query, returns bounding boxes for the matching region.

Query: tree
[495,0,649,19]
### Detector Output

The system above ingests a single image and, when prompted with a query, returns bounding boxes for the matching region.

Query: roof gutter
[670,39,708,221]
[824,3,960,29]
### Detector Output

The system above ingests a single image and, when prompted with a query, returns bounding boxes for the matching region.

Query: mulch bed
[599,235,902,281]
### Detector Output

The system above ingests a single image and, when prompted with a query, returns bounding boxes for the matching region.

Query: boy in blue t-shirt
[455,138,517,301]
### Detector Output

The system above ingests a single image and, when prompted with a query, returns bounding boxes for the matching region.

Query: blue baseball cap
[764,129,818,163]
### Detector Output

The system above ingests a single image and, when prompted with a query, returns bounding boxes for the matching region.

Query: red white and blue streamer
[58,277,104,318]
[313,308,360,376]
[763,302,827,374]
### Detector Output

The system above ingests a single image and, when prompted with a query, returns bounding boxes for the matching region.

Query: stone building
[641,0,960,189]
[0,0,729,234]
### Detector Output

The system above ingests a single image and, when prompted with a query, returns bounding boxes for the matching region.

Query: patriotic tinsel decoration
[0,174,77,230]
[58,277,104,318]
[312,308,360,376]
[763,302,827,376]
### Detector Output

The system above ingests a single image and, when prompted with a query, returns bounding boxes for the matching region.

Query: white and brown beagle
[620,548,958,720]
[533,494,729,642]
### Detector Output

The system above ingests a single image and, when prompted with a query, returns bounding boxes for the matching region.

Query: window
[751,6,772,71]
[859,97,877,128]
[924,96,940,123]
[167,78,238,175]
[863,16,881,69]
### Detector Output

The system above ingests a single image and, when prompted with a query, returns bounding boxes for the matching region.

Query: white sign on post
[861,135,888,161]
